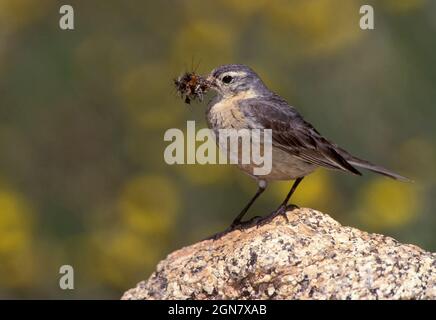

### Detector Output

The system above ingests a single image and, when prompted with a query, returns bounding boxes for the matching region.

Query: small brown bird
[181,64,409,227]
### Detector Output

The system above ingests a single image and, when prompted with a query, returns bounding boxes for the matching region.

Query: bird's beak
[205,74,217,89]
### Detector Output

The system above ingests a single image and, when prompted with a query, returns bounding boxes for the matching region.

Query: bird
[202,64,408,228]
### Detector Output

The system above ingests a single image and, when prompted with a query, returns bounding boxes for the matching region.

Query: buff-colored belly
[236,146,316,181]
[208,95,316,181]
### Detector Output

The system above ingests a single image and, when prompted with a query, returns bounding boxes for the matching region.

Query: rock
[122,208,436,300]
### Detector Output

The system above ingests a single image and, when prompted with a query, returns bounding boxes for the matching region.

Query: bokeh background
[0,0,435,298]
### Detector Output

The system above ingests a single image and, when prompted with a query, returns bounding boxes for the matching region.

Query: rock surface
[122,208,436,300]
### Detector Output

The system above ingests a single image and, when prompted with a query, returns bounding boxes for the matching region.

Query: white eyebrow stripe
[222,71,247,78]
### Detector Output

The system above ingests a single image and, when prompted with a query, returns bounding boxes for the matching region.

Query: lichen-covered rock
[122,208,436,300]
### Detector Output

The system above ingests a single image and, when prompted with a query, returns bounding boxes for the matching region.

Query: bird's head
[206,64,269,98]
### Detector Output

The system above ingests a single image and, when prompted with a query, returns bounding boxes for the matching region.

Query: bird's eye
[222,75,233,84]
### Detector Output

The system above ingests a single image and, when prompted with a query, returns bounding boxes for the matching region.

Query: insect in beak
[174,72,210,104]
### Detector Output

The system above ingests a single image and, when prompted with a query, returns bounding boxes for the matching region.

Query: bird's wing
[238,95,361,175]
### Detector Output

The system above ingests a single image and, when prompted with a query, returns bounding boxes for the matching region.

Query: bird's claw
[272,204,299,223]
[230,215,263,230]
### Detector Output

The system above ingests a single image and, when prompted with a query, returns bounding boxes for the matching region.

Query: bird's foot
[208,215,264,240]
[271,204,299,223]
[230,215,263,230]
[207,215,265,240]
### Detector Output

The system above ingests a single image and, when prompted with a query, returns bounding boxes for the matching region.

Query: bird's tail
[346,156,410,182]
[333,145,410,181]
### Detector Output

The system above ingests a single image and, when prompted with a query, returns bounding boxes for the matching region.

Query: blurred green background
[0,0,435,298]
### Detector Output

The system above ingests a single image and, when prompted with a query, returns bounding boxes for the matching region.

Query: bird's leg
[231,180,267,228]
[274,177,304,218]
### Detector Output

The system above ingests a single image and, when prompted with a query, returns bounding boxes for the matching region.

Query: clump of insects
[174,72,209,104]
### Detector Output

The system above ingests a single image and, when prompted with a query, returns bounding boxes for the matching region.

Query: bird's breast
[207,91,257,130]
